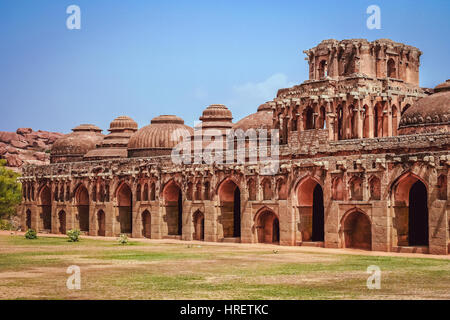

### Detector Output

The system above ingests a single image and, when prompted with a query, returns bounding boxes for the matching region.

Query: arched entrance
[256,210,279,244]
[117,183,132,234]
[75,185,90,232]
[39,186,51,231]
[193,210,204,241]
[343,210,372,250]
[393,174,429,247]
[218,179,241,239]
[26,209,32,230]
[297,177,324,242]
[142,210,151,238]
[163,181,183,236]
[97,210,105,236]
[58,210,66,234]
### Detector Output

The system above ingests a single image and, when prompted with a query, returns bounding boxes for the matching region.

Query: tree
[0,159,21,219]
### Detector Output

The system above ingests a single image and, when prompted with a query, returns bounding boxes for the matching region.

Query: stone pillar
[368,101,375,138]
[387,100,393,137]
[357,100,364,139]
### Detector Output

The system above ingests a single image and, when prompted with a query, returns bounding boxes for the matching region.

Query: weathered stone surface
[16,128,32,135]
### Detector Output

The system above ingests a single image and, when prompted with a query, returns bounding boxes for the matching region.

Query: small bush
[67,229,81,242]
[118,234,128,245]
[0,219,13,230]
[25,229,37,239]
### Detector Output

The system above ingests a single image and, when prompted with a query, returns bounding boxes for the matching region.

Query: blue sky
[0,0,449,133]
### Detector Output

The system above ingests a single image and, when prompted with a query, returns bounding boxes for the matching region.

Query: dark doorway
[58,211,66,234]
[142,210,151,238]
[409,181,429,246]
[177,190,183,236]
[117,184,132,234]
[233,188,241,237]
[97,210,105,236]
[312,184,324,241]
[272,218,280,243]
[26,210,32,229]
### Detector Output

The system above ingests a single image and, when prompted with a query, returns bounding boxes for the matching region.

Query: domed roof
[51,124,104,163]
[233,103,274,131]
[128,115,193,157]
[398,80,450,135]
[84,116,138,160]
[109,116,138,132]
[198,104,233,130]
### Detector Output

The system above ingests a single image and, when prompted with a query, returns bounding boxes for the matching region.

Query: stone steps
[297,241,325,247]
[162,235,182,240]
[220,237,241,243]
[392,246,429,254]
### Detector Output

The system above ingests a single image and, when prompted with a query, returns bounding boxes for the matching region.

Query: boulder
[5,146,18,154]
[11,140,28,149]
[0,132,21,144]
[16,128,33,135]
[5,154,23,167]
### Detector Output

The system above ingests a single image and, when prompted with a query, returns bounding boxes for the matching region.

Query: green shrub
[67,229,81,242]
[0,219,13,230]
[25,229,37,239]
[0,159,21,220]
[118,234,128,245]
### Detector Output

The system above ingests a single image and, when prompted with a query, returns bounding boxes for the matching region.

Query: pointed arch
[391,172,429,246]
[193,210,205,241]
[296,176,324,242]
[254,208,279,244]
[39,185,51,231]
[163,179,183,236]
[218,178,241,238]
[341,208,372,250]
[142,210,151,238]
[117,182,132,234]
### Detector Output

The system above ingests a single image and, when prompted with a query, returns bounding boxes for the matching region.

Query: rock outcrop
[0,128,63,172]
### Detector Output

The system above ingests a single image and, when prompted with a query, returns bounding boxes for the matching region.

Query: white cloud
[227,73,295,120]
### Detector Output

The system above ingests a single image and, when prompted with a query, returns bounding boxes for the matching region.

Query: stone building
[18,39,450,255]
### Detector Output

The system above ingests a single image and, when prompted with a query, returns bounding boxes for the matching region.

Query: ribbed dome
[128,115,193,157]
[84,116,138,160]
[197,104,233,130]
[233,103,274,131]
[109,116,138,132]
[399,80,450,135]
[51,124,104,163]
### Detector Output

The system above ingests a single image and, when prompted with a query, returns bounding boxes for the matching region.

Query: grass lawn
[0,234,449,300]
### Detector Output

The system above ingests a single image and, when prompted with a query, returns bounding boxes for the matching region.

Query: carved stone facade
[18,39,450,255]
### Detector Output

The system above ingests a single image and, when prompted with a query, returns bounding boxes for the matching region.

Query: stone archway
[193,210,204,241]
[256,210,279,244]
[142,210,151,238]
[39,186,51,231]
[218,179,241,239]
[75,185,90,232]
[393,173,429,247]
[163,180,183,236]
[297,177,324,242]
[342,210,372,250]
[409,181,428,246]
[117,183,132,234]
[97,210,105,236]
[58,210,66,234]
